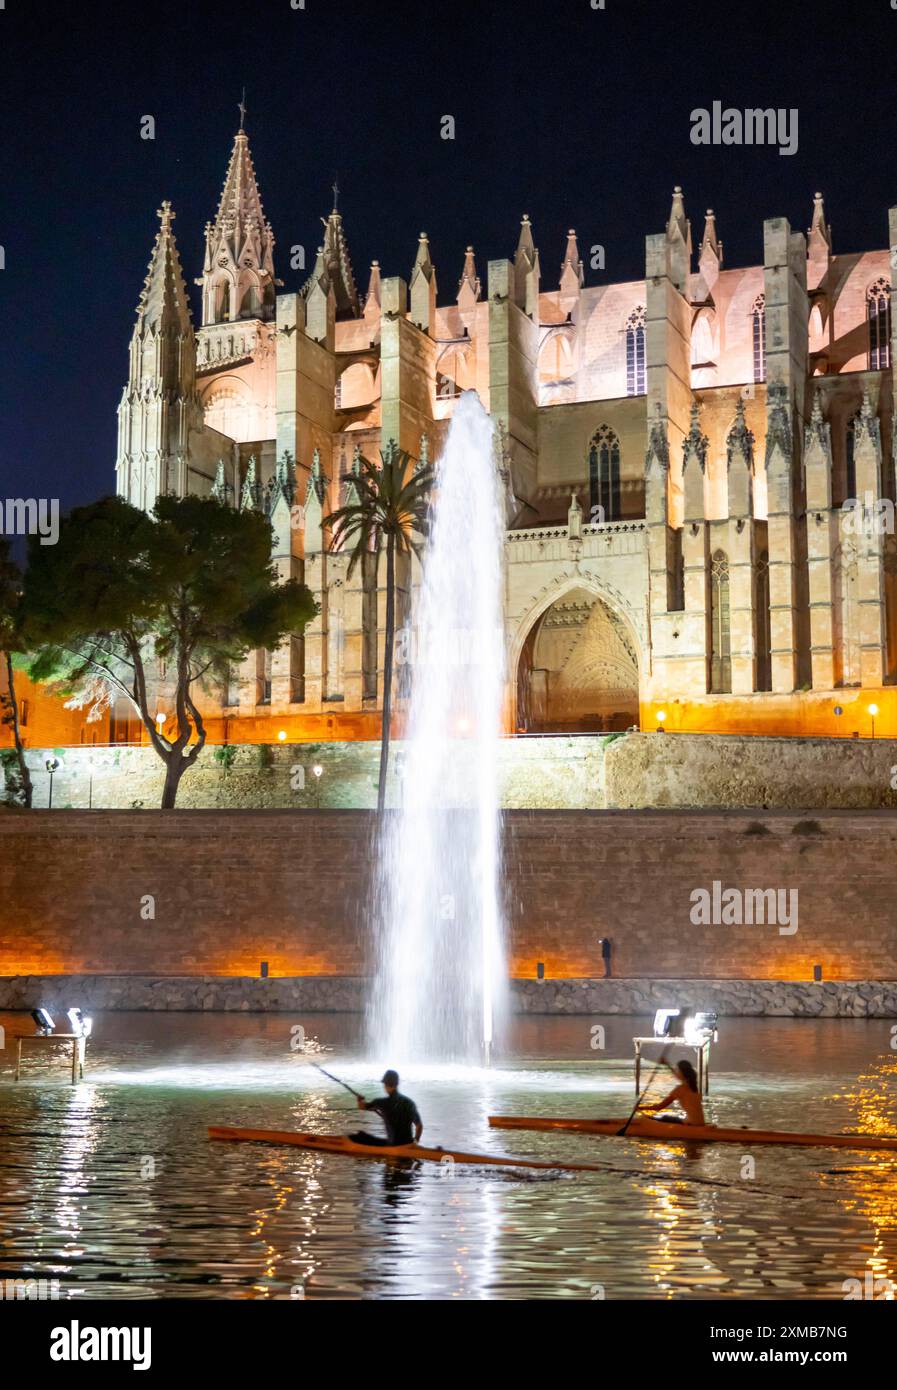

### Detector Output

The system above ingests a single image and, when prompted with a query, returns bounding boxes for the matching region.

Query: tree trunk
[4,650,33,808]
[160,755,185,810]
[377,534,396,815]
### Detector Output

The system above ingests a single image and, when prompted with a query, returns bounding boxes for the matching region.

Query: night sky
[2,0,895,511]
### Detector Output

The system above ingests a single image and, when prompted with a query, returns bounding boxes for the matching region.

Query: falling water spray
[370,392,507,1065]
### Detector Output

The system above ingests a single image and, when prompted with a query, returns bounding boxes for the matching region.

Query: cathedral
[113,116,897,743]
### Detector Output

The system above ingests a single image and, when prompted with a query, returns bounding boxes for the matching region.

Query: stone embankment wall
[2,809,897,982]
[0,975,894,1017]
[8,732,897,812]
[605,732,897,809]
[3,737,606,811]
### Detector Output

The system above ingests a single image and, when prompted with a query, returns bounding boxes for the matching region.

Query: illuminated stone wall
[1,808,895,983]
[0,737,606,811]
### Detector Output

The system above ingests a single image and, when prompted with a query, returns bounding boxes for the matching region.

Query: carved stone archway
[513,579,641,733]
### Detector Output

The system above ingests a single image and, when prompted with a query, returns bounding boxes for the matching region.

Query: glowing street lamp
[312,763,323,808]
[277,730,287,742]
[656,709,667,732]
[869,703,879,739]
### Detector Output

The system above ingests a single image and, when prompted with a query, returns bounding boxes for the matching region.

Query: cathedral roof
[136,201,193,335]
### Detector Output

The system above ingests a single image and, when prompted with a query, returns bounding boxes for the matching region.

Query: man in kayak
[350,1070,423,1147]
[638,1058,705,1126]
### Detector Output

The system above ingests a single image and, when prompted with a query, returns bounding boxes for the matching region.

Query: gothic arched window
[588,425,621,522]
[625,307,646,396]
[710,549,732,693]
[752,295,766,383]
[867,278,891,370]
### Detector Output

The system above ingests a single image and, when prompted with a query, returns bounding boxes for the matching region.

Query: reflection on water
[0,1012,896,1300]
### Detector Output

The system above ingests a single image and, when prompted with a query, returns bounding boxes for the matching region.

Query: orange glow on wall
[640,689,897,740]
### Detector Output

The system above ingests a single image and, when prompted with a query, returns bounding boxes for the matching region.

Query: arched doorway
[516,586,640,733]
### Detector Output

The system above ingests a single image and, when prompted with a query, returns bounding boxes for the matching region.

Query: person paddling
[350,1070,423,1148]
[638,1058,705,1126]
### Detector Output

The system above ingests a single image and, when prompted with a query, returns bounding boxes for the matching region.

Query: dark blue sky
[1,0,894,510]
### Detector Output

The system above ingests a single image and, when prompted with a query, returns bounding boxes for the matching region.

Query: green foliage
[20,493,318,808]
[0,539,34,807]
[23,494,317,695]
[0,747,27,808]
[256,743,274,771]
[212,743,238,773]
[326,445,433,813]
[326,446,434,577]
[599,731,627,747]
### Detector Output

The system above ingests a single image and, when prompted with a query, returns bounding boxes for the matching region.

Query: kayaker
[350,1070,423,1147]
[638,1058,705,1125]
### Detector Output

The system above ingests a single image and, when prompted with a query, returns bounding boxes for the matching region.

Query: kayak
[208,1125,615,1174]
[488,1115,897,1152]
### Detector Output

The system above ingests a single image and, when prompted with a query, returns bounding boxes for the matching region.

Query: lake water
[1,1011,895,1300]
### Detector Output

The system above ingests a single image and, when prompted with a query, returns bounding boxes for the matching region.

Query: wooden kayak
[488,1115,897,1151]
[209,1125,617,1174]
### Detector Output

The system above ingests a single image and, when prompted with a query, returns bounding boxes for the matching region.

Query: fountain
[370,391,507,1065]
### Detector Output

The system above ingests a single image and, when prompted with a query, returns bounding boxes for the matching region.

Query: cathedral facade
[115,120,897,742]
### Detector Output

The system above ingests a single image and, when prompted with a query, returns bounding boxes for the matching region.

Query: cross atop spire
[238,87,247,131]
[332,175,339,212]
[157,200,175,232]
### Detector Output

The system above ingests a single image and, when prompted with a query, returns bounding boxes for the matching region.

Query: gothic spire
[667,185,692,253]
[302,199,360,318]
[136,201,193,335]
[410,232,437,332]
[559,229,584,298]
[211,458,233,506]
[808,191,832,250]
[699,209,721,264]
[682,400,709,471]
[726,397,754,467]
[364,260,382,316]
[267,452,296,513]
[240,456,262,510]
[514,215,540,317]
[197,121,279,325]
[457,245,480,324]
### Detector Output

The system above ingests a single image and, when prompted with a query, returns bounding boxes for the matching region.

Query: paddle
[617,1045,670,1136]
[311,1062,365,1101]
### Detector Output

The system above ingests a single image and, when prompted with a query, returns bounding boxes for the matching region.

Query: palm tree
[0,540,33,808]
[326,442,434,812]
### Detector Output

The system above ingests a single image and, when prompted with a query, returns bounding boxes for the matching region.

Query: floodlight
[685,1011,718,1044]
[653,1008,680,1038]
[31,1008,54,1034]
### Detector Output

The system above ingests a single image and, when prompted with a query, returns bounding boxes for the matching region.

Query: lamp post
[155,711,167,740]
[869,703,879,740]
[312,763,323,809]
[45,756,62,809]
[656,709,667,733]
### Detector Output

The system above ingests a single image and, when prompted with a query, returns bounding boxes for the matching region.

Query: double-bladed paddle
[311,1061,365,1101]
[617,1045,670,1136]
